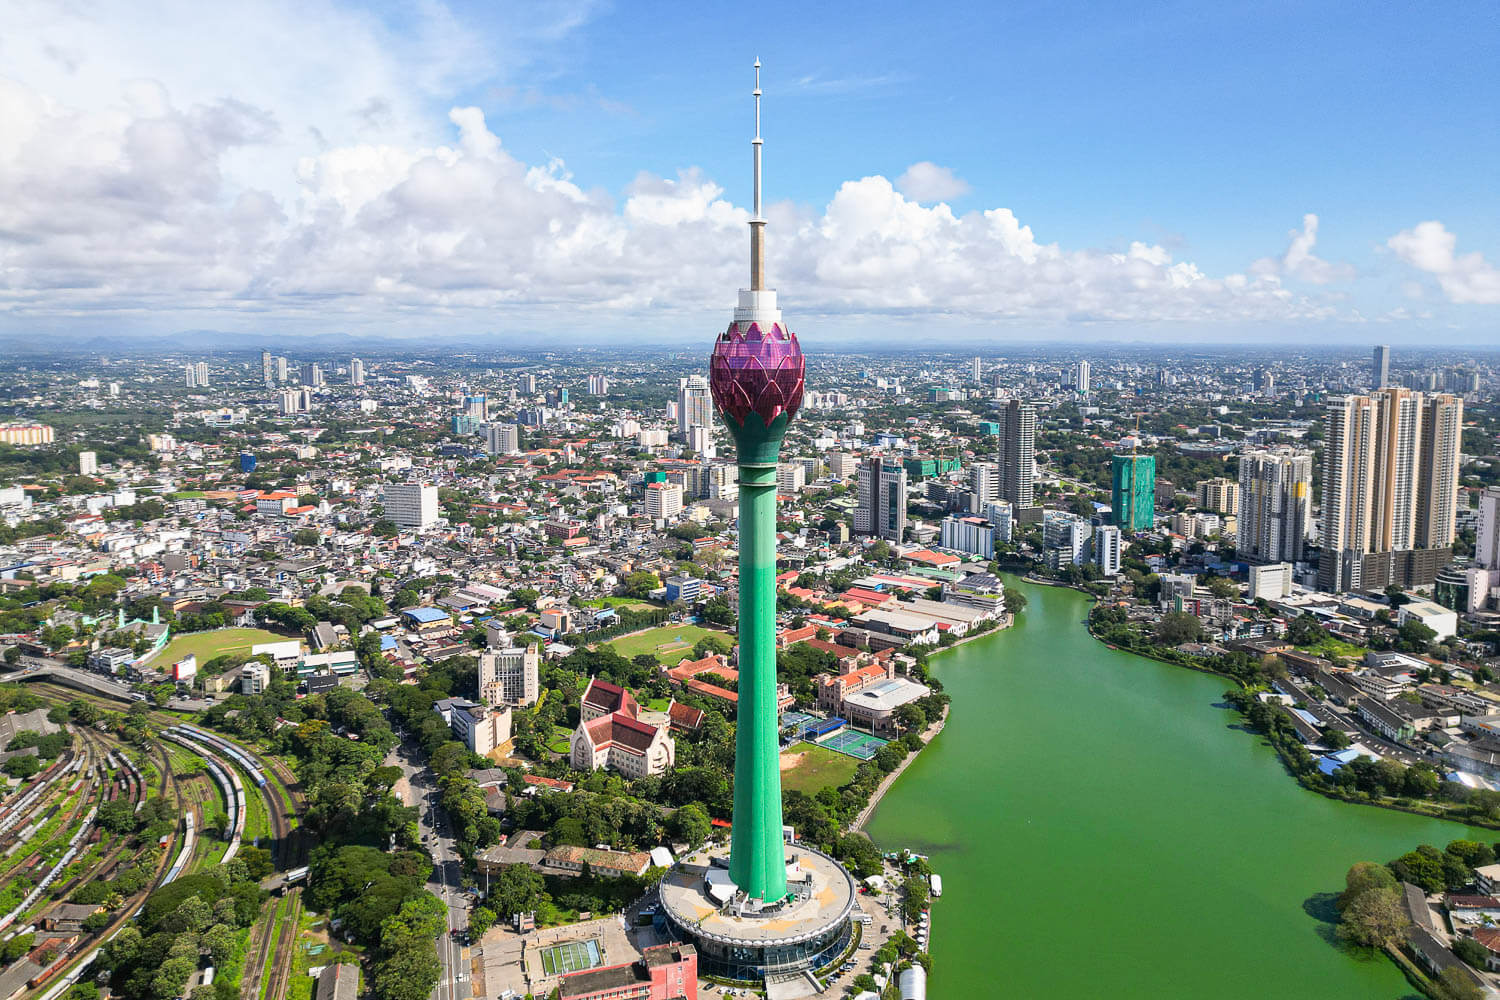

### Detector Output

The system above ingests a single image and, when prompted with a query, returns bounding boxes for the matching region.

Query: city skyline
[2,1,1496,345]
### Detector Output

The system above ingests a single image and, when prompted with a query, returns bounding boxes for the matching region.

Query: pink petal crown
[709,321,805,428]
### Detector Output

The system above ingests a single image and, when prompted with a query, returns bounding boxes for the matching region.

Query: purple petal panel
[709,321,805,428]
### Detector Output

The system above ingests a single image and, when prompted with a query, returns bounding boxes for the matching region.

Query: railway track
[13,734,186,1000]
[264,888,302,1000]
[238,897,279,1000]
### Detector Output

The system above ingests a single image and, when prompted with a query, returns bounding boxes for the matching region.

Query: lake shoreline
[1080,596,1500,832]
[850,705,949,834]
[864,578,1485,999]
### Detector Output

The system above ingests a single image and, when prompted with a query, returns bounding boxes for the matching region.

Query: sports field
[539,939,602,976]
[149,627,288,667]
[607,624,725,664]
[816,729,890,761]
[780,741,861,794]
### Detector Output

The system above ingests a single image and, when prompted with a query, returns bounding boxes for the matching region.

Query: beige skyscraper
[1319,394,1378,591]
[1370,386,1421,553]
[1318,388,1462,592]
[1417,393,1464,550]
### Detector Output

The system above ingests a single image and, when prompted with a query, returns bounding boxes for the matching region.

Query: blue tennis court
[816,728,888,760]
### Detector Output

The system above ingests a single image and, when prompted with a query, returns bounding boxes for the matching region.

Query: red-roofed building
[571,711,675,778]
[902,549,962,568]
[667,700,704,733]
[580,677,639,722]
[523,774,575,793]
[815,658,896,714]
[777,624,819,647]
[841,587,895,608]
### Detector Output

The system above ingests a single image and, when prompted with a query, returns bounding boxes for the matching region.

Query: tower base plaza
[657,844,856,982]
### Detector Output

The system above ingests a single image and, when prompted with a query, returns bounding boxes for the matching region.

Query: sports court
[538,938,602,976]
[815,728,889,760]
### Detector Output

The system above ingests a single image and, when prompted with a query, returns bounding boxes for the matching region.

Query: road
[5,660,213,710]
[390,738,472,1000]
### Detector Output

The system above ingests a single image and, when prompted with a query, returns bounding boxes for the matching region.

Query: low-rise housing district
[1,344,1498,997]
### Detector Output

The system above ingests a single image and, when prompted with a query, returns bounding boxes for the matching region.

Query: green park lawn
[607,624,724,664]
[779,742,860,795]
[1301,636,1369,661]
[149,627,289,667]
[546,726,574,755]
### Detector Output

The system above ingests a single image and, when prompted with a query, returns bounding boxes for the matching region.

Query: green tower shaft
[728,459,788,902]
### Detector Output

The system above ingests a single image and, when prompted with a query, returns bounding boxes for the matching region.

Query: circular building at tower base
[656,845,856,983]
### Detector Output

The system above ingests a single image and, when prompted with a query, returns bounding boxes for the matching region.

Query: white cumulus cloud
[894,162,971,203]
[1250,213,1352,285]
[0,3,1364,336]
[1387,221,1500,304]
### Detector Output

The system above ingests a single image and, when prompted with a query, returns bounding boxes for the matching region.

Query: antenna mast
[750,58,766,291]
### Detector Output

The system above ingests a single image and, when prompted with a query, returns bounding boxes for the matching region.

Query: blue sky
[1,0,1495,342]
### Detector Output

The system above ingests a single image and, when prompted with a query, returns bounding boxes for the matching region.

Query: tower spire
[750,58,766,291]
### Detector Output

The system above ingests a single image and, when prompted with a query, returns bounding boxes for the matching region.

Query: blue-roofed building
[1317,746,1375,776]
[401,606,452,633]
[380,635,398,652]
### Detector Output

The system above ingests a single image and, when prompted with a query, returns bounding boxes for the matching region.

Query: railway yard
[0,683,309,1000]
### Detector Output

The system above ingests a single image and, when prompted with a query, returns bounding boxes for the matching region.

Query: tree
[1433,966,1484,1000]
[3,755,40,779]
[691,634,732,659]
[622,572,659,600]
[1336,886,1408,948]
[1154,611,1203,647]
[1204,575,1238,600]
[1338,862,1397,911]
[667,804,711,847]
[1321,726,1351,750]
[1454,935,1489,968]
[489,864,545,919]
[293,528,320,546]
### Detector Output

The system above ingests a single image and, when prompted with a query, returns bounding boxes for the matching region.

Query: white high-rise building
[185,362,209,388]
[518,374,537,394]
[940,515,994,558]
[678,375,712,436]
[480,645,540,707]
[1478,487,1500,571]
[275,356,288,382]
[1075,361,1091,395]
[970,461,1000,512]
[1093,524,1122,577]
[828,452,857,480]
[1237,449,1312,564]
[78,451,97,475]
[1042,511,1090,567]
[300,362,324,387]
[384,482,438,530]
[776,463,806,495]
[486,423,520,456]
[983,500,1014,543]
[971,357,982,383]
[687,424,715,458]
[645,482,684,522]
[350,358,365,386]
[261,350,274,389]
[588,374,610,395]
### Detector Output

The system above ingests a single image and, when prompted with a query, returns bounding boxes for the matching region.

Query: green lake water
[865,578,1483,999]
